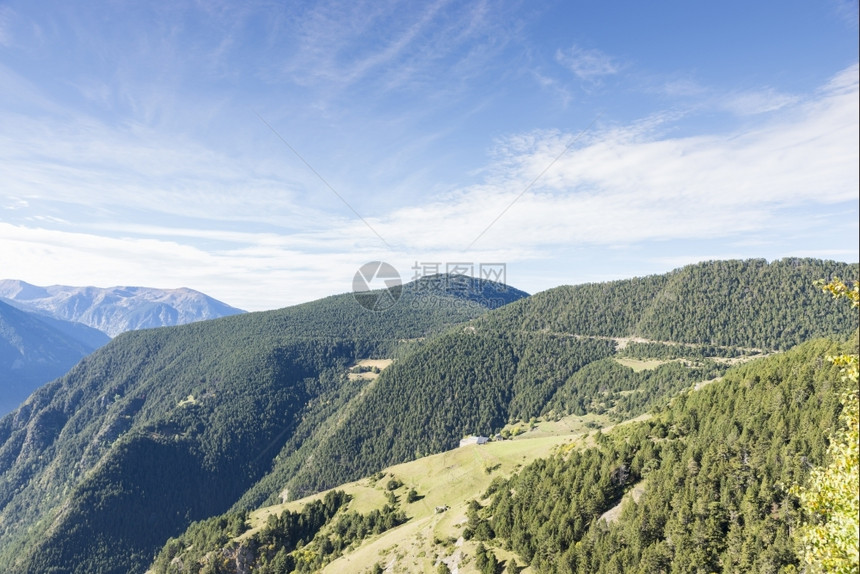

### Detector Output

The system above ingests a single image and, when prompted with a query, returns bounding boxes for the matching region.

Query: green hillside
[150,419,593,574]
[0,280,518,574]
[483,258,857,350]
[0,259,855,574]
[255,259,855,504]
[267,332,614,500]
[473,336,854,573]
[147,334,855,574]
[267,332,729,504]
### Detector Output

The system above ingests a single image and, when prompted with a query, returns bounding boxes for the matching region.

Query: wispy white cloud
[531,70,573,106]
[0,222,370,311]
[271,0,508,94]
[822,62,860,94]
[555,44,620,81]
[650,76,800,119]
[659,78,708,98]
[3,197,28,210]
[369,64,858,251]
[0,110,333,229]
[722,88,799,115]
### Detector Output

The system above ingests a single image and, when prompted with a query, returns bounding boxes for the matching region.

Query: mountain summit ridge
[0,280,245,337]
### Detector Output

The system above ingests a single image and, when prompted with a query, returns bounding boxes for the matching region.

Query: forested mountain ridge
[254,259,855,505]
[480,258,857,350]
[0,300,109,415]
[0,277,522,574]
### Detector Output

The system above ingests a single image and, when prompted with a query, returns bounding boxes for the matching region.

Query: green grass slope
[149,412,612,574]
[152,335,854,574]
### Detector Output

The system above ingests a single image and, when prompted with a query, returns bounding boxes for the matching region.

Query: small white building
[459,435,489,447]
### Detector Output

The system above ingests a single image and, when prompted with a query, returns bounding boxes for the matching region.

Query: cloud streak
[555,44,620,81]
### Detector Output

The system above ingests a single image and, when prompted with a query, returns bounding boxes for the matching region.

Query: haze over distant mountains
[0,301,110,415]
[0,280,245,337]
[0,280,245,416]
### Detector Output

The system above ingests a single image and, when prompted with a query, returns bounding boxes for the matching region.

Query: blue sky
[0,0,857,311]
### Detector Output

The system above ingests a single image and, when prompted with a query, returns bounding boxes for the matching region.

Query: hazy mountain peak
[0,281,245,337]
[0,280,51,301]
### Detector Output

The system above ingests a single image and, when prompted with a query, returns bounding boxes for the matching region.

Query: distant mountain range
[0,280,245,337]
